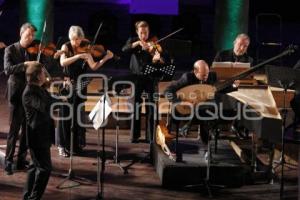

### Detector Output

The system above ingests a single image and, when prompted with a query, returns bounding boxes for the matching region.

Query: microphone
[291,44,298,50]
[287,44,298,54]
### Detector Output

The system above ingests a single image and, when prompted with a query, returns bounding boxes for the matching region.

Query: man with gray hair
[22,61,54,200]
[214,33,253,65]
[3,22,37,175]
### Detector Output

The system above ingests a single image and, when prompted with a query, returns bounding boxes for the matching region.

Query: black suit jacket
[4,42,28,104]
[122,37,152,75]
[164,71,237,103]
[214,49,253,65]
[22,84,55,149]
[122,37,170,75]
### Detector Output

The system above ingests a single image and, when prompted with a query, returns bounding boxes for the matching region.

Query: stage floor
[0,78,298,200]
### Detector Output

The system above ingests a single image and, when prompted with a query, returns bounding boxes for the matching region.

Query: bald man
[164,60,238,143]
[165,60,217,103]
[164,60,218,143]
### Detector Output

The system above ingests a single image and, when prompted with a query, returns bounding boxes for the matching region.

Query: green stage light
[25,0,47,40]
[215,0,249,51]
[222,0,244,49]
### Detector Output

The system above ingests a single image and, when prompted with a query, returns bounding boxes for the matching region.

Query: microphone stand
[56,88,92,189]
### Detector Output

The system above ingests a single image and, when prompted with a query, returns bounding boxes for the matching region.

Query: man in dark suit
[22,62,54,200]
[122,21,169,143]
[214,33,253,138]
[3,23,37,175]
[214,33,253,65]
[164,60,238,144]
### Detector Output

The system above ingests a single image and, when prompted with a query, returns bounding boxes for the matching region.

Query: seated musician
[214,33,253,65]
[164,60,239,144]
[214,33,253,137]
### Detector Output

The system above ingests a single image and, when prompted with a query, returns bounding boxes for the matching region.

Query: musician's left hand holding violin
[152,50,164,64]
[0,41,6,49]
[84,49,114,71]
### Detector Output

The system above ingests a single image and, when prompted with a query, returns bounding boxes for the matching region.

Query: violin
[26,40,65,59]
[141,36,163,63]
[75,38,107,58]
[146,36,163,56]
[141,28,184,63]
[75,38,120,60]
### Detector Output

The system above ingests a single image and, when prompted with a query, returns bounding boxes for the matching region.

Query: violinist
[122,21,169,143]
[3,22,37,175]
[25,40,65,78]
[58,25,113,156]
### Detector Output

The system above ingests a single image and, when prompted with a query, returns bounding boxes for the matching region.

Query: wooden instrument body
[175,84,217,115]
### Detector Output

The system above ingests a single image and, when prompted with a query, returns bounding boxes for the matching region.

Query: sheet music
[89,94,112,130]
[212,62,250,68]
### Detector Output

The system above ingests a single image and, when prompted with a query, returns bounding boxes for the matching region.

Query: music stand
[88,79,110,200]
[204,120,225,197]
[266,65,300,199]
[176,102,225,197]
[56,86,92,190]
[142,63,176,163]
[107,81,136,174]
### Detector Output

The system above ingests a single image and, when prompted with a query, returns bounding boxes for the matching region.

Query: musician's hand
[104,50,114,60]
[24,61,39,68]
[53,50,65,59]
[60,96,68,102]
[77,53,90,60]
[63,78,72,88]
[233,80,240,88]
[0,42,6,49]
[152,51,161,62]
[139,40,150,50]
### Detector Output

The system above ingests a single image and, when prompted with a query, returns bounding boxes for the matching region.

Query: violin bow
[155,27,184,44]
[91,21,103,48]
[37,17,52,79]
[81,21,103,69]
[37,19,47,63]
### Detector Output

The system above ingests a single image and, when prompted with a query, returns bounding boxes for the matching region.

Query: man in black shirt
[214,33,253,65]
[214,33,253,137]
[22,62,54,200]
[4,23,37,175]
[122,21,168,143]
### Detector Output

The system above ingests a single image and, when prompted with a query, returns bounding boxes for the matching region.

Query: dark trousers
[170,103,222,144]
[57,90,86,152]
[56,104,69,148]
[5,102,27,164]
[131,76,155,141]
[23,148,52,200]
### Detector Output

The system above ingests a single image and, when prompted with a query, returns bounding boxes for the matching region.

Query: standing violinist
[58,25,113,156]
[3,23,37,175]
[122,21,169,143]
